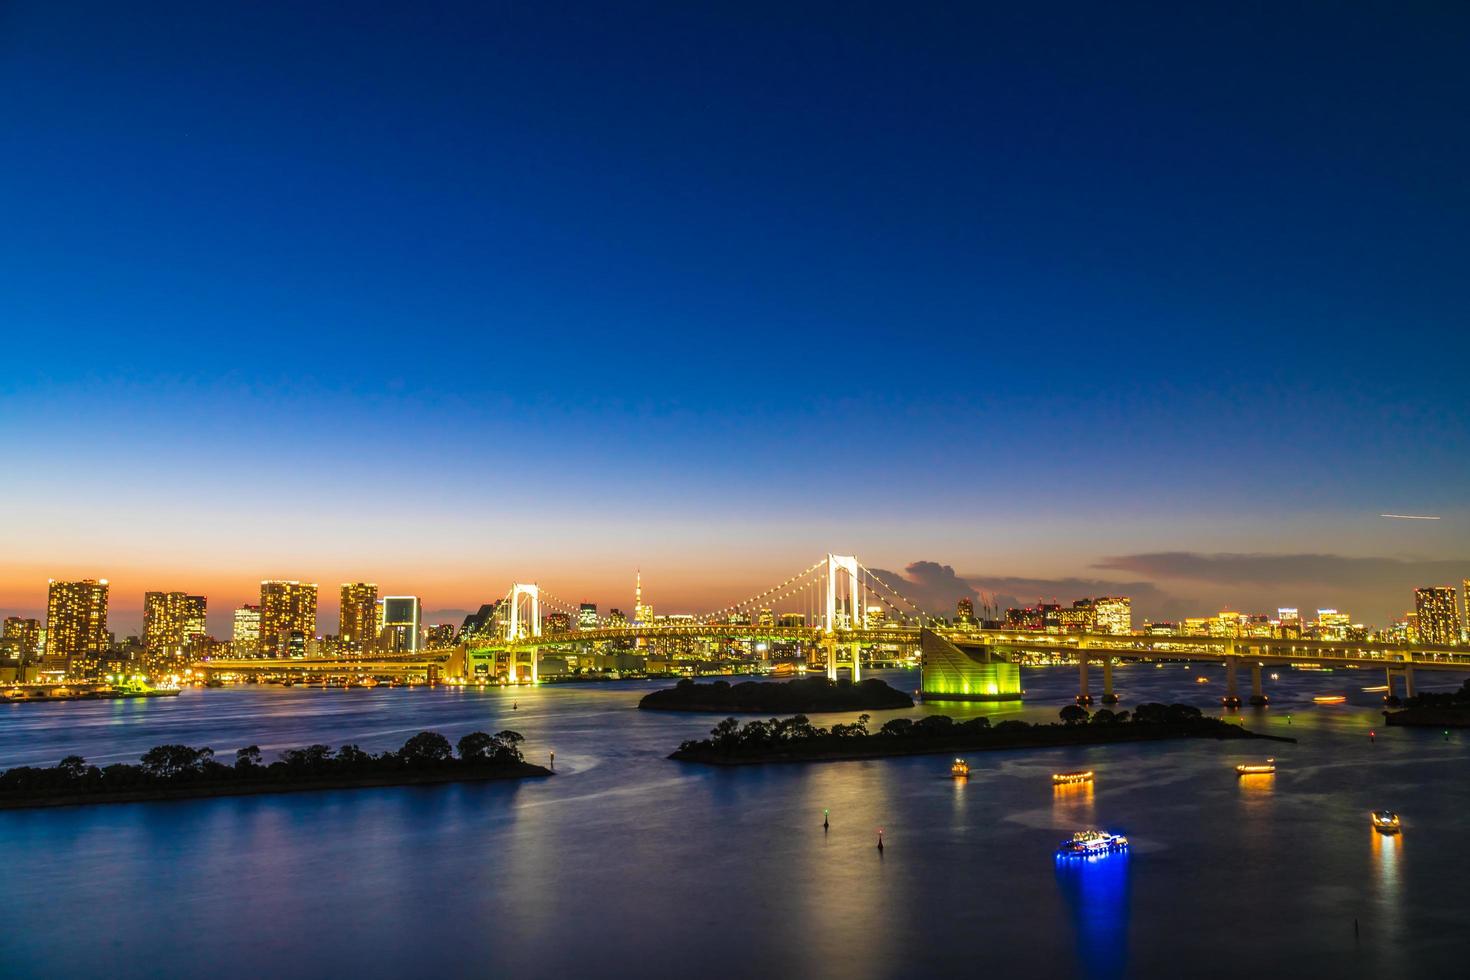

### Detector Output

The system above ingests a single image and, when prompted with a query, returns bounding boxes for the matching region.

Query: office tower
[578,603,598,630]
[259,581,317,657]
[381,596,422,652]
[1058,600,1095,633]
[546,612,571,632]
[757,607,776,628]
[339,582,379,655]
[232,604,261,656]
[44,578,109,675]
[459,601,502,643]
[607,608,627,627]
[1463,580,1470,642]
[1315,609,1351,641]
[1093,597,1132,635]
[1414,586,1460,646]
[424,623,456,647]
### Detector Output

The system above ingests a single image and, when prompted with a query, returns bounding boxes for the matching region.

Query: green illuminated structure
[920,629,1022,701]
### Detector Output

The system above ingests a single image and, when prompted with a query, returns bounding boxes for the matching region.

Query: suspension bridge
[193,552,1470,703]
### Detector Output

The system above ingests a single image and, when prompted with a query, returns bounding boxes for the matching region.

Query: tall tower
[44,579,109,676]
[633,570,653,625]
[259,581,318,657]
[339,583,379,655]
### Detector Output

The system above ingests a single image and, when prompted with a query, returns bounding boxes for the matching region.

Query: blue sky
[2,2,1467,631]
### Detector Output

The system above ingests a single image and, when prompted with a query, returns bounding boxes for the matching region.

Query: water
[3,665,1468,979]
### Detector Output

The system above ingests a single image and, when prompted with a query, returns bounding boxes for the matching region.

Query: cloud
[867,561,1188,620]
[1094,552,1468,589]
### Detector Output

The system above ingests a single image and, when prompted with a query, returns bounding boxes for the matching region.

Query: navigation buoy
[877,828,884,851]
[1370,730,1376,743]
[823,808,829,831]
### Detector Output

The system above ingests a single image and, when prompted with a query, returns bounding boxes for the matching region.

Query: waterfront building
[44,578,109,676]
[232,604,261,656]
[578,603,598,630]
[1058,600,1095,633]
[259,581,317,657]
[3,617,42,663]
[607,608,627,627]
[143,591,194,670]
[546,612,571,632]
[1093,597,1132,635]
[865,605,887,628]
[425,623,456,647]
[1414,586,1460,646]
[1314,609,1351,641]
[339,582,379,655]
[777,612,804,628]
[380,596,422,652]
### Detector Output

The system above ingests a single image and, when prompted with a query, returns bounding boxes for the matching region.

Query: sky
[2,2,1468,634]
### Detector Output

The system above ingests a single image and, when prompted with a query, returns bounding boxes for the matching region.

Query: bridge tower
[825,554,861,681]
[506,584,541,683]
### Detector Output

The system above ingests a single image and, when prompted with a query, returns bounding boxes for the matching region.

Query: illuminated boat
[1371,811,1401,833]
[1195,676,1209,684]
[1269,673,1280,680]
[1362,685,1389,693]
[1312,695,1347,704]
[951,758,970,778]
[1052,770,1094,785]
[1236,758,1276,775]
[1056,830,1129,858]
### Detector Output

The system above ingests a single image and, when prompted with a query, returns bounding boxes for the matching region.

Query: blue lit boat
[1055,830,1129,859]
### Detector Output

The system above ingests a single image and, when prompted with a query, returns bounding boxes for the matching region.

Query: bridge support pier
[1100,658,1118,704]
[506,655,517,685]
[825,637,837,682]
[850,641,861,682]
[530,647,539,685]
[1403,666,1415,698]
[1222,656,1241,709]
[1249,663,1268,706]
[1076,654,1093,706]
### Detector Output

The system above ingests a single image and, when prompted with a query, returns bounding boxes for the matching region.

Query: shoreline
[672,725,1293,766]
[0,762,552,810]
[1384,707,1470,729]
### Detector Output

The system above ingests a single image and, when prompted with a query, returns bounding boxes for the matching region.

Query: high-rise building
[1463,579,1470,642]
[381,596,422,653]
[44,578,109,675]
[578,603,598,630]
[1058,599,1095,633]
[1414,586,1460,646]
[232,604,261,656]
[259,581,317,657]
[956,597,975,625]
[3,617,42,666]
[1315,609,1351,641]
[339,583,379,655]
[1093,597,1132,635]
[757,607,776,628]
[546,611,571,632]
[143,591,195,668]
[425,623,456,647]
[777,612,805,628]
[459,601,502,643]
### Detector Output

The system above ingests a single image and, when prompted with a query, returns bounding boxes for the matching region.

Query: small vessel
[1362,685,1389,693]
[1052,770,1094,785]
[951,758,970,778]
[1371,811,1401,833]
[1269,673,1280,681]
[1313,695,1347,704]
[1236,758,1276,775]
[1056,830,1129,859]
[1195,676,1210,684]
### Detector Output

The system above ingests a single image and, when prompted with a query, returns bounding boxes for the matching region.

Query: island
[670,703,1292,765]
[639,676,914,713]
[1384,679,1470,729]
[0,730,550,810]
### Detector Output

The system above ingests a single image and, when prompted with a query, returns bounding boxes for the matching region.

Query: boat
[1195,676,1209,684]
[1056,830,1129,859]
[951,758,970,778]
[1371,811,1401,833]
[1052,770,1094,785]
[1269,672,1280,680]
[1236,758,1276,775]
[1313,695,1347,704]
[1362,685,1389,693]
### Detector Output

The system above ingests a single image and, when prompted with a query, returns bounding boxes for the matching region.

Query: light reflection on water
[1,665,1469,978]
